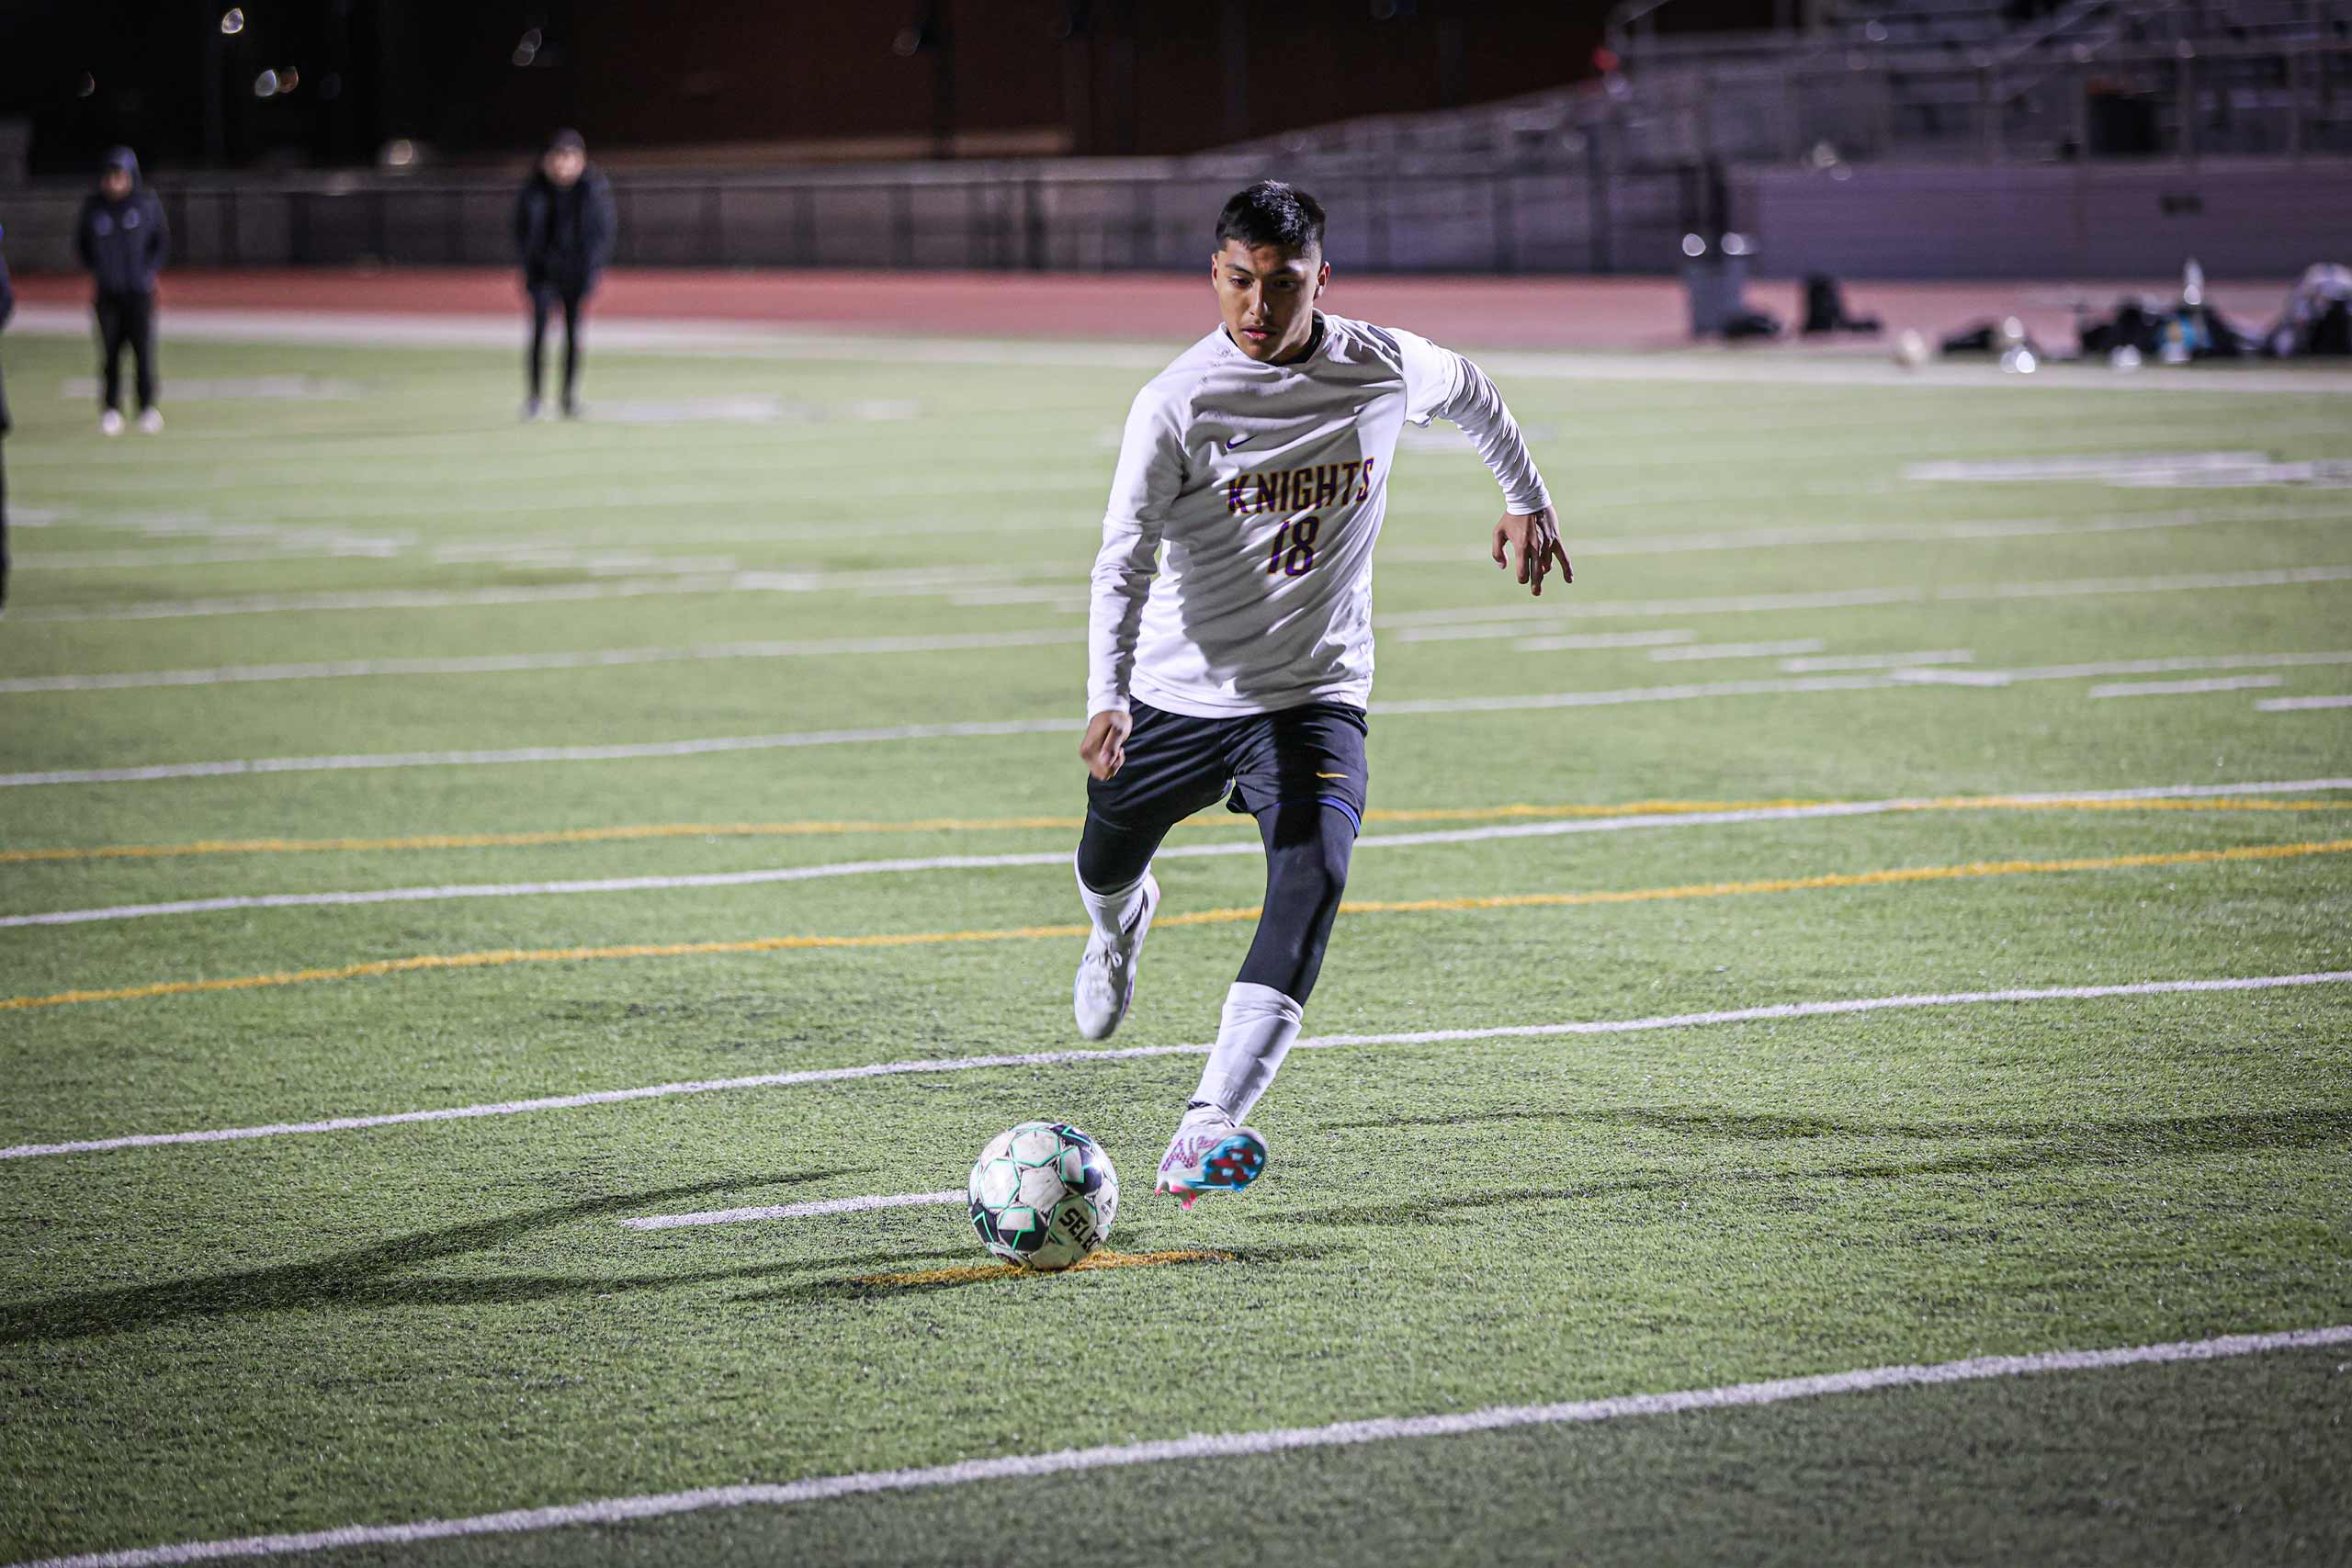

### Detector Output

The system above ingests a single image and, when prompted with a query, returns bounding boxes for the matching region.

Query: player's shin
[1191,982,1304,1122]
[1073,856,1148,943]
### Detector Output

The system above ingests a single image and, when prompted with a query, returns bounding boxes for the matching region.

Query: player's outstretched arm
[1492,505,1572,597]
[1083,383,1182,772]
[1393,330,1565,596]
[1079,710,1133,781]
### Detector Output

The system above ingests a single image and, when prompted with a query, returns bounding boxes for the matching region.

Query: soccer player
[514,130,616,419]
[75,148,168,436]
[1073,181,1568,1207]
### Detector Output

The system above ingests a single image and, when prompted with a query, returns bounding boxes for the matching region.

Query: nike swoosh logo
[1224,434,1250,450]
[1317,772,1349,780]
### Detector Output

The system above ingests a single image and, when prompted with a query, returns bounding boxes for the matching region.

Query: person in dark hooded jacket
[514,129,615,418]
[1,221,13,609]
[77,146,169,434]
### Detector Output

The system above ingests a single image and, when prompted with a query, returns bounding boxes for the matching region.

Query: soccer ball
[967,1122,1119,1271]
[1892,328,1929,368]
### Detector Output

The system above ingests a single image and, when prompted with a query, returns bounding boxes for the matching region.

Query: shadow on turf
[1282,1107,2352,1226]
[734,1241,1311,1303]
[0,1170,967,1346]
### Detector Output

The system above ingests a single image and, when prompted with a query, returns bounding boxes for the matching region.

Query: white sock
[1190,982,1304,1123]
[1074,857,1147,946]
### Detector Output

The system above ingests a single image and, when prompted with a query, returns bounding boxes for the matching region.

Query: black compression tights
[1076,800,1356,1003]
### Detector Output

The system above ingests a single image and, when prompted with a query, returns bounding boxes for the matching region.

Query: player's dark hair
[1216,181,1325,255]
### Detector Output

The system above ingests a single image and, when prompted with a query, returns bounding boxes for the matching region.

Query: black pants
[1,365,10,610]
[1078,701,1368,1003]
[526,282,587,406]
[94,291,157,413]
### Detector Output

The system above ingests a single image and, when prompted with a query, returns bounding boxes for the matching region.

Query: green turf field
[0,318,2347,1566]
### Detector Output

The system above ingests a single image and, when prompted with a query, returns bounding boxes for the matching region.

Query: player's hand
[1492,506,1573,597]
[1080,709,1133,781]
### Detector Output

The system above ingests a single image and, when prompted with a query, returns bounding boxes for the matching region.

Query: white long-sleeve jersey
[1088,312,1552,720]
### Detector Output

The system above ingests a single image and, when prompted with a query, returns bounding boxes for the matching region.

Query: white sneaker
[99,411,124,436]
[1072,871,1159,1041]
[1154,1106,1267,1210]
[136,408,164,434]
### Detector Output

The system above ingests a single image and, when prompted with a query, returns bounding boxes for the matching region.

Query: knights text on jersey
[1086,312,1552,719]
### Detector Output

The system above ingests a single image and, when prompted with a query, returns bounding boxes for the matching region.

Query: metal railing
[0,159,1686,277]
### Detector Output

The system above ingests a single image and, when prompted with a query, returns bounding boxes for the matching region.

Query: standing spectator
[514,129,615,419]
[0,220,13,610]
[76,146,169,435]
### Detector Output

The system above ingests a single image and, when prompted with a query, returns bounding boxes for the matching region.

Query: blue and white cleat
[1154,1109,1267,1210]
[1073,872,1159,1041]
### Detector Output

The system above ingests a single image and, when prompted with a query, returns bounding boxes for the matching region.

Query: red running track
[6,267,2289,352]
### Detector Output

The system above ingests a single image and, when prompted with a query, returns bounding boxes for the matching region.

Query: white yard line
[1398,626,1696,649]
[0,718,1078,790]
[6,970,2346,1164]
[1380,587,1928,629]
[1905,452,2275,483]
[14,1323,2349,1568]
[1382,508,2297,564]
[248,497,2338,560]
[1645,639,1826,662]
[0,851,1075,928]
[1480,344,2352,397]
[1380,565,2352,635]
[2258,694,2352,711]
[8,566,1061,625]
[1374,674,1892,714]
[1891,650,2352,688]
[20,557,2342,629]
[625,1190,963,1231]
[1781,649,1974,672]
[15,543,408,570]
[18,778,2351,931]
[1940,565,2352,601]
[0,630,1084,696]
[6,639,2346,787]
[10,577,734,624]
[2087,675,2286,699]
[0,680,1904,790]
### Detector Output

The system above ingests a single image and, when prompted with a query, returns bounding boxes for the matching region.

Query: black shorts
[1088,700,1369,835]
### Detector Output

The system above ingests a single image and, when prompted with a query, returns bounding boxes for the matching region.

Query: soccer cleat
[99,410,124,436]
[1154,1109,1267,1210]
[521,399,545,423]
[1072,871,1158,1041]
[136,408,164,434]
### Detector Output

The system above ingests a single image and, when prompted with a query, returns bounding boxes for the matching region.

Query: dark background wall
[2,0,1607,177]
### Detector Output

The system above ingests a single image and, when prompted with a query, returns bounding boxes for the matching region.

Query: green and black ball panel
[967,1121,1120,1267]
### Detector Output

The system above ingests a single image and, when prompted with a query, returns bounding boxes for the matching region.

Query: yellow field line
[6,838,2346,1015]
[854,1249,1231,1288]
[4,794,2344,865]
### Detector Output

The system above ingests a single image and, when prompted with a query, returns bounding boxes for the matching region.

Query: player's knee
[1298,838,1350,918]
[1265,806,1352,921]
[1076,807,1157,892]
